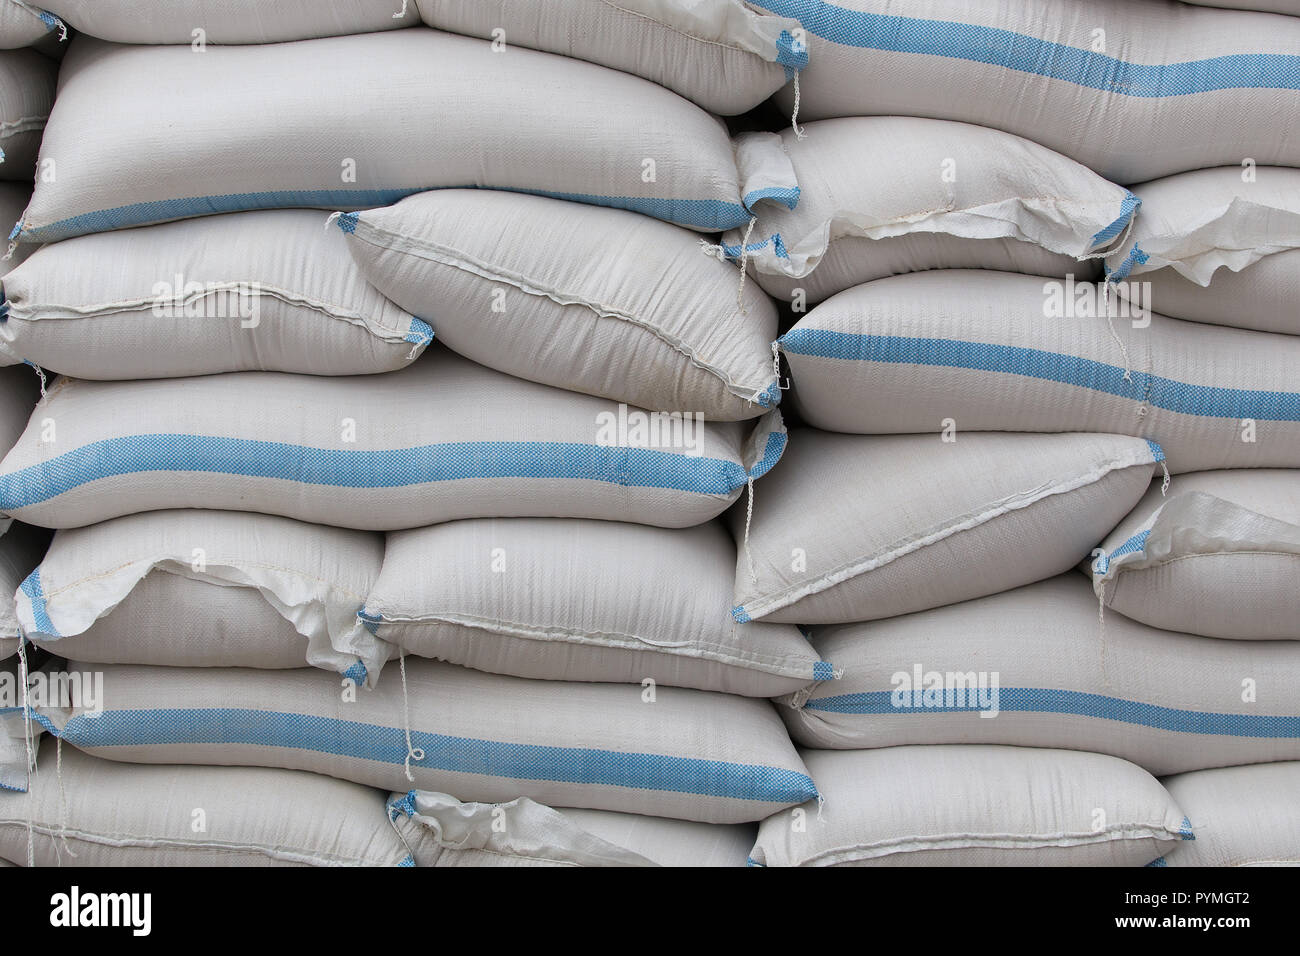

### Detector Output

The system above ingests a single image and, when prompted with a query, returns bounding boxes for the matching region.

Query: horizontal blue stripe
[18,185,755,244]
[0,435,754,511]
[743,186,801,212]
[804,688,1300,738]
[1094,528,1151,575]
[755,0,1300,97]
[1089,192,1140,248]
[18,568,55,638]
[56,707,819,805]
[778,329,1300,422]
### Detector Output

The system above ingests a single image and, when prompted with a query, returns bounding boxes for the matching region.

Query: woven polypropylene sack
[14,30,798,243]
[17,509,389,683]
[1090,471,1300,640]
[415,0,806,115]
[1105,167,1300,335]
[361,517,828,696]
[780,270,1300,473]
[0,47,53,181]
[388,790,755,866]
[718,117,1131,304]
[1156,763,1300,866]
[0,738,412,866]
[0,520,47,659]
[780,575,1300,775]
[0,349,787,530]
[33,659,818,824]
[752,0,1300,183]
[749,745,1189,867]
[0,182,32,279]
[729,430,1160,624]
[338,190,779,420]
[0,210,432,377]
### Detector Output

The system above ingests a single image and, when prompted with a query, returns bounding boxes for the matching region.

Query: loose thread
[398,648,424,782]
[744,476,758,587]
[736,216,757,313]
[790,71,806,141]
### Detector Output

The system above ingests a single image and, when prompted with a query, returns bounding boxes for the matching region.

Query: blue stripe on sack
[388,790,418,821]
[777,330,1300,422]
[721,233,789,261]
[1180,816,1196,841]
[398,854,416,867]
[813,661,836,681]
[56,707,821,805]
[747,430,788,481]
[1146,856,1168,867]
[1089,192,1141,248]
[802,687,1300,738]
[743,186,801,212]
[0,435,753,512]
[18,568,56,638]
[21,187,756,243]
[1105,245,1151,283]
[731,606,752,623]
[753,0,1300,97]
[341,660,368,685]
[405,318,434,346]
[1093,528,1152,575]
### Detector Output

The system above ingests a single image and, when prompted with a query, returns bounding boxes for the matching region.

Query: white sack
[339,190,779,419]
[780,270,1300,473]
[730,430,1160,624]
[750,745,1190,867]
[0,349,787,531]
[1156,763,1300,866]
[362,517,829,696]
[0,210,432,377]
[780,575,1300,776]
[0,182,32,277]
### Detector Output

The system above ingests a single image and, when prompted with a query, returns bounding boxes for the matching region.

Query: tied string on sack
[789,71,806,141]
[699,216,758,314]
[393,0,409,19]
[16,636,36,866]
[1077,211,1141,382]
[397,647,425,783]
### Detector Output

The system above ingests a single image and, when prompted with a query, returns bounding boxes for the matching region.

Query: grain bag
[338,190,779,419]
[1090,471,1300,640]
[0,2,58,49]
[37,0,419,44]
[780,270,1300,473]
[0,351,785,531]
[361,517,828,696]
[0,47,53,181]
[0,182,31,277]
[0,738,412,866]
[0,520,46,659]
[389,790,754,867]
[0,210,432,378]
[750,746,1189,867]
[752,0,1300,183]
[33,659,817,824]
[781,575,1300,775]
[1105,167,1300,335]
[1155,763,1300,866]
[15,30,798,243]
[16,509,389,683]
[730,430,1160,625]
[716,117,1130,304]
[415,0,806,115]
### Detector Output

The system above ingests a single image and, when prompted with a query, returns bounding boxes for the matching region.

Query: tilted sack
[1090,470,1300,640]
[0,210,432,377]
[780,575,1300,776]
[1105,167,1300,335]
[749,745,1190,867]
[415,0,807,115]
[389,790,754,867]
[1155,763,1300,866]
[0,2,58,49]
[751,0,1300,183]
[32,659,818,824]
[36,0,419,44]
[729,430,1160,624]
[0,520,47,659]
[14,30,797,243]
[0,738,412,866]
[0,349,786,531]
[361,517,829,697]
[718,117,1129,304]
[17,509,389,683]
[0,47,53,181]
[338,189,779,420]
[779,270,1300,473]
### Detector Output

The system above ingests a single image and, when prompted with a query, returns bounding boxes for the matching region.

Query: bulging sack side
[753,0,1300,183]
[1,209,432,378]
[338,189,779,420]
[0,350,787,531]
[32,659,819,824]
[780,269,1300,473]
[15,30,798,243]
[0,520,48,659]
[730,429,1160,624]
[1089,470,1300,640]
[780,575,1300,776]
[1156,763,1300,867]
[750,745,1189,867]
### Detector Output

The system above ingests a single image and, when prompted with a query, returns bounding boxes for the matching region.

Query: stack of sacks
[0,3,829,867]
[733,0,1300,865]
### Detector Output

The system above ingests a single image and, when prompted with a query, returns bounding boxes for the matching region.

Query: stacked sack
[732,0,1300,866]
[0,0,831,866]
